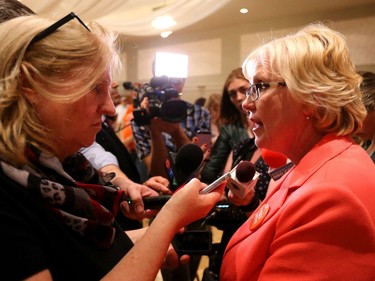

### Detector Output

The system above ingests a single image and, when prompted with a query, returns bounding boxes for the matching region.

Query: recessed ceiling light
[240,8,248,14]
[160,31,173,38]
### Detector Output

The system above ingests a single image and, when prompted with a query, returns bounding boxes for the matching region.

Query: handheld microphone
[125,195,172,210]
[166,143,204,191]
[226,161,258,198]
[123,81,139,92]
[261,148,293,180]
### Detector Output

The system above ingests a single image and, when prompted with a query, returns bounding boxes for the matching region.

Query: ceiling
[21,0,375,40]
[145,0,375,39]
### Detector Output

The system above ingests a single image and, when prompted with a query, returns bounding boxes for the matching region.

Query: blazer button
[249,203,270,231]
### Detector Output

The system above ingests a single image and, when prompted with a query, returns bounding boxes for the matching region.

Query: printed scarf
[0,146,125,249]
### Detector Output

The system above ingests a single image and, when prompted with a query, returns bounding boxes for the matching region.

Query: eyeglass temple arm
[29,12,90,46]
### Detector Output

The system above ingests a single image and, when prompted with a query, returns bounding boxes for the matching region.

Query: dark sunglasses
[28,12,90,47]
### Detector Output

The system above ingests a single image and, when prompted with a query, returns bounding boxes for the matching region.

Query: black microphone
[166,143,204,191]
[123,81,139,92]
[226,161,258,198]
[125,195,172,210]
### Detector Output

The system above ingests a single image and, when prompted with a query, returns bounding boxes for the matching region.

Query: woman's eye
[258,83,269,92]
[93,83,109,95]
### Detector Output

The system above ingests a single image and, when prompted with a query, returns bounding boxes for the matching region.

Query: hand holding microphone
[133,143,204,210]
[200,160,258,196]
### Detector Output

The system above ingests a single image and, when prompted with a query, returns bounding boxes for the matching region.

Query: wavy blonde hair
[242,23,366,136]
[0,15,121,166]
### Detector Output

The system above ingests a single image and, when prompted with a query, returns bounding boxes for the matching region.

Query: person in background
[120,85,137,154]
[194,97,206,107]
[220,23,375,280]
[204,93,221,145]
[355,71,375,162]
[0,13,224,281]
[200,68,254,181]
[113,82,130,134]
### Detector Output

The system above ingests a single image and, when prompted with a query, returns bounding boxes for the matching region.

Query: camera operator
[131,76,211,179]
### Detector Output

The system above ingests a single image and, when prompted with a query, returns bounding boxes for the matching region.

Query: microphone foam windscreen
[123,81,134,90]
[261,148,288,168]
[175,143,203,173]
[235,161,256,183]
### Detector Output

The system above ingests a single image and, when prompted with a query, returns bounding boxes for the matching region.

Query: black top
[0,170,134,281]
[96,120,141,183]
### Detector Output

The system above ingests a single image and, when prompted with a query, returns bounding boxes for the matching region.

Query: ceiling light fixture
[160,31,173,38]
[151,15,176,29]
[240,8,248,14]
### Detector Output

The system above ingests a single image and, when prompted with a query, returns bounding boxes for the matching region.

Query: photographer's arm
[169,125,191,148]
[148,118,191,178]
[148,120,170,178]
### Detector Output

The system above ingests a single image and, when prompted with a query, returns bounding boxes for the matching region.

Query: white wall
[119,15,375,104]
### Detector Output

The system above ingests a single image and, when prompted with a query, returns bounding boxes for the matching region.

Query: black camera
[172,230,212,256]
[133,76,188,126]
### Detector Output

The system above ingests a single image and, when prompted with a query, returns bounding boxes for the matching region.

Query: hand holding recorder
[200,160,258,196]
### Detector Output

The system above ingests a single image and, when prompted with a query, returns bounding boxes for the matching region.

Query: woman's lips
[252,121,263,132]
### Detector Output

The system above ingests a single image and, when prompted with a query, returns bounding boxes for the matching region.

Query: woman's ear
[22,87,37,104]
[302,103,315,119]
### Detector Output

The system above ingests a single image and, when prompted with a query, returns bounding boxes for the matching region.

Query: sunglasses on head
[28,12,90,47]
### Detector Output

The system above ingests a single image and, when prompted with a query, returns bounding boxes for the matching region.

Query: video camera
[133,75,188,126]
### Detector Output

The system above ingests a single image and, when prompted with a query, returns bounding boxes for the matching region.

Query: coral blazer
[221,135,375,281]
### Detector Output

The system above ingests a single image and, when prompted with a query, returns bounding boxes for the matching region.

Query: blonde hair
[242,23,366,136]
[205,93,221,112]
[0,15,121,166]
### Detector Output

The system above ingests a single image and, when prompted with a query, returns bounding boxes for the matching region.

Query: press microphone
[125,195,172,210]
[226,161,258,198]
[123,81,139,92]
[261,148,293,180]
[166,143,204,191]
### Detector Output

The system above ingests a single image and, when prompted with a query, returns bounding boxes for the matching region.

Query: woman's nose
[102,92,116,116]
[242,97,255,112]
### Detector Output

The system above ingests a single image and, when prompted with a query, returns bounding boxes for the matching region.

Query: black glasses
[29,12,90,46]
[245,81,287,102]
